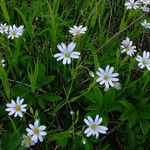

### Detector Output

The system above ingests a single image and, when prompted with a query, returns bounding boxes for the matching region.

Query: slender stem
[96,14,147,54]
[8,79,47,93]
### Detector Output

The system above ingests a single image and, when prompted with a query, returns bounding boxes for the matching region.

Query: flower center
[2,27,5,32]
[12,31,16,36]
[91,123,97,130]
[25,136,31,143]
[142,60,147,65]
[15,105,21,112]
[65,53,70,58]
[126,46,131,51]
[76,29,81,34]
[104,75,109,80]
[33,128,39,135]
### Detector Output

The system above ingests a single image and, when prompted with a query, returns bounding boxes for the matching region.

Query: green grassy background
[0,0,150,149]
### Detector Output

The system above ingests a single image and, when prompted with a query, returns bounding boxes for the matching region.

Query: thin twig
[8,79,47,93]
[101,122,123,141]
[86,0,101,24]
[96,14,147,54]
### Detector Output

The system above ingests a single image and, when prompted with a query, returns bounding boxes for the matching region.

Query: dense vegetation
[0,0,150,149]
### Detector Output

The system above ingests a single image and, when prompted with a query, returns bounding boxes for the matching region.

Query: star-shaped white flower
[96,65,119,88]
[96,65,119,89]
[0,23,8,34]
[141,20,150,29]
[141,5,150,12]
[125,0,140,9]
[21,135,35,147]
[84,115,108,139]
[8,24,24,39]
[69,25,87,36]
[140,0,150,5]
[5,96,27,118]
[121,37,137,57]
[26,120,47,143]
[54,42,80,65]
[1,59,5,67]
[136,51,150,71]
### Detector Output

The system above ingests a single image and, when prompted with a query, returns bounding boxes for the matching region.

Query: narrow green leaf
[39,92,62,102]
[120,99,134,111]
[0,0,10,23]
[14,7,28,26]
[128,114,138,128]
[0,64,10,98]
[140,120,149,135]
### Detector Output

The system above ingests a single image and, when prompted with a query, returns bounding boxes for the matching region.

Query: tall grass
[0,0,150,149]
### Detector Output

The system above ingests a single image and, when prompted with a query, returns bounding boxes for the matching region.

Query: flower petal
[67,42,76,52]
[84,118,90,126]
[84,127,91,134]
[39,126,46,131]
[87,116,93,123]
[40,131,47,136]
[34,120,39,127]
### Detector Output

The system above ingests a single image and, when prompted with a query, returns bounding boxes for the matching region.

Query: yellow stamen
[126,46,131,51]
[91,124,97,130]
[104,75,109,80]
[65,53,70,58]
[15,105,21,112]
[25,136,31,143]
[142,61,147,65]
[33,128,39,135]
[2,28,5,32]
[12,31,16,36]
[76,29,80,34]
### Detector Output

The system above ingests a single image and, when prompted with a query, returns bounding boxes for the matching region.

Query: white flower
[121,37,137,57]
[96,65,119,89]
[141,5,150,12]
[5,96,27,118]
[136,51,150,71]
[69,25,87,36]
[140,0,150,5]
[0,23,8,34]
[141,20,150,29]
[1,59,5,67]
[21,135,35,147]
[125,0,140,9]
[54,42,80,65]
[8,24,24,39]
[26,120,47,143]
[84,115,108,139]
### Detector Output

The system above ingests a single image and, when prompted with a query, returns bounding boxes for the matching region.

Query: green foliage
[84,87,121,116]
[0,0,10,23]
[0,63,10,98]
[0,0,150,149]
[48,131,71,148]
[120,97,150,135]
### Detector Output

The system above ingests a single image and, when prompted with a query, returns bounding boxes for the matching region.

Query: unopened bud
[82,138,86,145]
[89,71,95,77]
[70,110,74,115]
